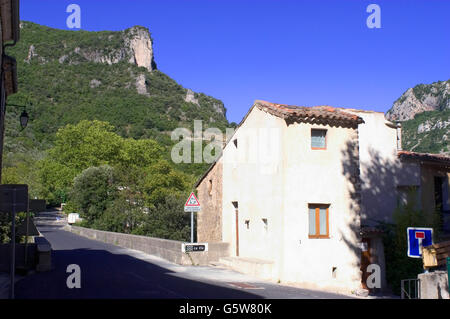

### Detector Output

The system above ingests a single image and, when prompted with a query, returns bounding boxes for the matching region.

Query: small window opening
[208,179,213,195]
[262,218,268,231]
[311,129,327,149]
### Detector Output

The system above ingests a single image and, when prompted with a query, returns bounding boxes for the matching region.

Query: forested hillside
[1,21,230,241]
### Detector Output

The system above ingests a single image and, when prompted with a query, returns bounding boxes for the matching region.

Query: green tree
[37,158,78,205]
[119,138,162,168]
[36,120,165,204]
[140,160,192,206]
[71,165,116,224]
[50,120,123,171]
[135,194,191,241]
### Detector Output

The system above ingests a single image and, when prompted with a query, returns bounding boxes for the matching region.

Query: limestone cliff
[20,22,156,71]
[386,80,450,155]
[124,26,156,71]
[386,80,449,122]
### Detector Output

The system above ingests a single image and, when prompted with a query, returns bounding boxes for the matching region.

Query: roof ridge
[253,100,364,127]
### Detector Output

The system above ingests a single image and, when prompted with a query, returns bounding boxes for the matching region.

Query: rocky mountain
[23,23,157,72]
[386,80,449,122]
[4,21,228,155]
[385,80,450,154]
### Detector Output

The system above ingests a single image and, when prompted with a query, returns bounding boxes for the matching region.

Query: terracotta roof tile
[254,100,364,127]
[398,150,450,165]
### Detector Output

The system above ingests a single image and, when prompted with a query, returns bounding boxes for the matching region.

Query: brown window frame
[308,204,330,239]
[311,129,327,150]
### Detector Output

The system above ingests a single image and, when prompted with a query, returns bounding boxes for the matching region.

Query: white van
[68,213,81,224]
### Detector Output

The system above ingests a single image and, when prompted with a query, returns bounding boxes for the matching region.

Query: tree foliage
[380,190,442,295]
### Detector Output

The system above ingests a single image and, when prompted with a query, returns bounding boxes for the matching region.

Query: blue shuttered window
[311,129,326,149]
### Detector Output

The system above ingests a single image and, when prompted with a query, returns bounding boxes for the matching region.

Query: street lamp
[5,103,31,130]
[20,110,28,129]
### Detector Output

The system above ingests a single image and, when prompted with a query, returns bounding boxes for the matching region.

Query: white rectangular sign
[182,243,208,253]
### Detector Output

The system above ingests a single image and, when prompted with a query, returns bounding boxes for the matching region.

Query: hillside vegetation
[386,80,449,155]
[1,21,230,242]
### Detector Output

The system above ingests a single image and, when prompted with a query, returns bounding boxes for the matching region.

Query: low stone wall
[418,271,449,299]
[29,199,47,212]
[65,225,229,266]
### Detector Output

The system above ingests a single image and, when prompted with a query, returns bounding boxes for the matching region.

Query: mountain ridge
[385,80,450,155]
[386,79,449,122]
[5,21,228,150]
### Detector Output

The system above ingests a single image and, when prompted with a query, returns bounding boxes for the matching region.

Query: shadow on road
[15,230,262,299]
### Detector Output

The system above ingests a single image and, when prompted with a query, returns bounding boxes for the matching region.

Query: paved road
[15,211,354,299]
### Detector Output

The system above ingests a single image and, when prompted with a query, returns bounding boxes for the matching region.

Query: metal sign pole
[184,192,200,244]
[0,184,28,300]
[10,189,16,299]
[24,206,30,267]
[191,212,194,243]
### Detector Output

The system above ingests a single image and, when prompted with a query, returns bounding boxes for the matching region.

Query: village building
[0,0,20,182]
[195,100,450,294]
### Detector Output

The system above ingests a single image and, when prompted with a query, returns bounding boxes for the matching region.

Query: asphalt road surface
[15,211,354,299]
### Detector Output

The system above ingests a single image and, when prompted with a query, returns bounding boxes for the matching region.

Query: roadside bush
[0,212,29,244]
[70,165,116,224]
[380,189,441,295]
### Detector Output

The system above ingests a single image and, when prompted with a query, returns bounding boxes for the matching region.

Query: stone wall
[419,271,449,299]
[29,199,46,212]
[65,225,229,266]
[196,160,223,242]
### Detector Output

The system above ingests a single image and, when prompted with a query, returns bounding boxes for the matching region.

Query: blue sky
[21,0,450,123]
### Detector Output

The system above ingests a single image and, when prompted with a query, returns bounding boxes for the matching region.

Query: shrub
[380,189,441,295]
[71,165,116,224]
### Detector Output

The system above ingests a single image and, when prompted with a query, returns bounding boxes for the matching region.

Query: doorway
[360,238,371,290]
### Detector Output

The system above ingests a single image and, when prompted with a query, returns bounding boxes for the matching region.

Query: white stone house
[195,100,450,294]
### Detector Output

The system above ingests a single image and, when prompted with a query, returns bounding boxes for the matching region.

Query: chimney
[396,121,402,151]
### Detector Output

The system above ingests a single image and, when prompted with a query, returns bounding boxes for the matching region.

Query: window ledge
[308,235,330,239]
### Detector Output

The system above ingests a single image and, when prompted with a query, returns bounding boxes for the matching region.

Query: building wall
[221,106,364,292]
[420,165,450,213]
[279,119,362,291]
[221,107,285,265]
[196,159,223,242]
[346,110,421,226]
[0,17,4,183]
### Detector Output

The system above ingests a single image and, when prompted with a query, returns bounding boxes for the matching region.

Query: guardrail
[401,278,420,299]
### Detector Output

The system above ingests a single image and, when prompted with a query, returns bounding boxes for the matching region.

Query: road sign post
[191,212,193,243]
[0,184,29,300]
[184,192,201,244]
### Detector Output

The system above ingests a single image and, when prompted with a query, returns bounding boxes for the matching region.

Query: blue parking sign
[407,227,433,258]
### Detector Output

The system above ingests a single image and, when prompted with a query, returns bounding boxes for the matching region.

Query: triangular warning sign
[185,192,200,207]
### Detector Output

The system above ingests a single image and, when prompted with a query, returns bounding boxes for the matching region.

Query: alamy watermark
[171,120,282,174]
[66,4,81,29]
[66,264,81,289]
[366,4,381,29]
